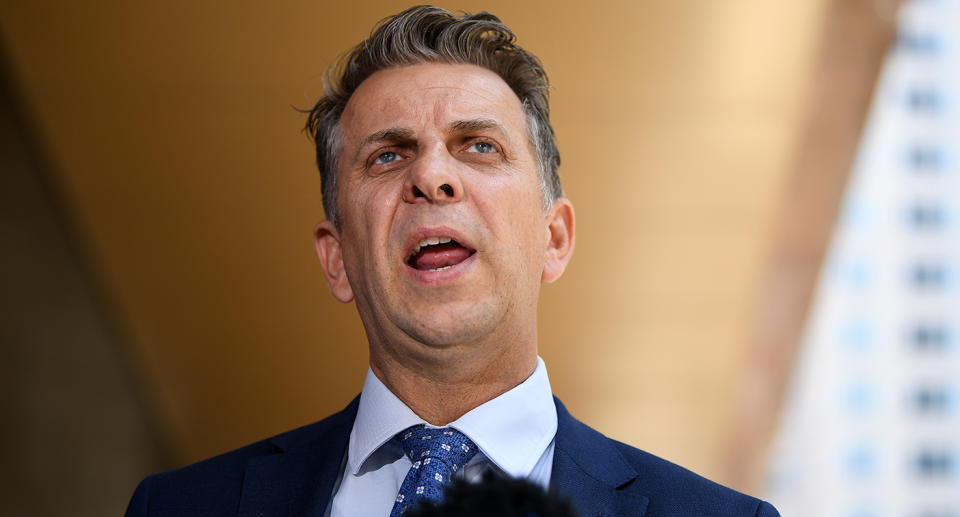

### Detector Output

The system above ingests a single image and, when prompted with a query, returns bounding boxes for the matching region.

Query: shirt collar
[346,357,557,479]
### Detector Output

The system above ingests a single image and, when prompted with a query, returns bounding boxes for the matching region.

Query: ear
[542,198,575,283]
[314,221,355,303]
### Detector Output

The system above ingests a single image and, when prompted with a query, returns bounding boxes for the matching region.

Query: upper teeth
[412,236,452,255]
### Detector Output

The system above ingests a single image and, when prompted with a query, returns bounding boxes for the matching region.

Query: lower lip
[404,251,477,285]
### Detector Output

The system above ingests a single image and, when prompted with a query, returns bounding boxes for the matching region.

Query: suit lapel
[551,398,649,517]
[238,397,358,517]
[234,396,649,516]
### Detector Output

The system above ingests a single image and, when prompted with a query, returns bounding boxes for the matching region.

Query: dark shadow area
[0,43,167,515]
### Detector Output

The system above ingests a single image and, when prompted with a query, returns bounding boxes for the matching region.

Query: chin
[404,321,493,349]
[398,303,501,348]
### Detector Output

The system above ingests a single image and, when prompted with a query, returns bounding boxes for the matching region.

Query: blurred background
[3,0,953,515]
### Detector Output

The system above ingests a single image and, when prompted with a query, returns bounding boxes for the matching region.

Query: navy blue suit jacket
[126,397,779,516]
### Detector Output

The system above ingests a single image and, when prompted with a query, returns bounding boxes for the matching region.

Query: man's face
[315,63,573,357]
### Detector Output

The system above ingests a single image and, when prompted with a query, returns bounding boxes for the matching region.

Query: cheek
[473,165,542,211]
[342,175,396,212]
[341,185,406,274]
[340,180,399,235]
[476,181,547,263]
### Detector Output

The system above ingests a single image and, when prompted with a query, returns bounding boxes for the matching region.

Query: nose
[402,146,463,205]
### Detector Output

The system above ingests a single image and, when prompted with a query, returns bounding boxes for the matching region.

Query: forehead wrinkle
[343,64,528,165]
[421,83,500,103]
[426,81,515,120]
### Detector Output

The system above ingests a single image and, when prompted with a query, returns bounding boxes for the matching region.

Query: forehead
[339,63,527,141]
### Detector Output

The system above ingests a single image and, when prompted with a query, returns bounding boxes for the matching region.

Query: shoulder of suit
[607,438,775,514]
[141,396,358,487]
[554,399,775,515]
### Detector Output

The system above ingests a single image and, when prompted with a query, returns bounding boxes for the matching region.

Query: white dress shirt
[328,357,558,517]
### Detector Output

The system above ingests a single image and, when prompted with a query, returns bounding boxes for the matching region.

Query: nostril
[413,186,426,198]
[439,184,454,197]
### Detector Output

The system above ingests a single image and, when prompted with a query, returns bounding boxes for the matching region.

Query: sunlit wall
[767,0,960,514]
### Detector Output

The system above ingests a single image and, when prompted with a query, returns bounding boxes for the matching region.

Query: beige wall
[0,0,827,488]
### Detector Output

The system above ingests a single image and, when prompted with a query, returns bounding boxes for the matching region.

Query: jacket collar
[348,359,557,479]
[238,397,358,517]
[236,395,649,517]
[551,397,649,517]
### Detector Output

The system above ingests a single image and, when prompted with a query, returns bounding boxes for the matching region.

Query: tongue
[411,242,472,270]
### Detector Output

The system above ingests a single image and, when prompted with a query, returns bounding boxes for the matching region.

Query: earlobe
[542,198,575,283]
[314,221,355,303]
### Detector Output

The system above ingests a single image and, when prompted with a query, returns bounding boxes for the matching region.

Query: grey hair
[304,5,562,227]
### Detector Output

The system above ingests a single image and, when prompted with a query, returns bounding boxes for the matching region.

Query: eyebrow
[450,118,504,134]
[357,127,416,150]
[353,127,416,163]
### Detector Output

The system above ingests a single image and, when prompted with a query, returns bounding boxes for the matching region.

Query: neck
[369,340,537,426]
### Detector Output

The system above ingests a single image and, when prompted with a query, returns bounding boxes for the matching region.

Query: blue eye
[374,151,399,164]
[469,141,495,153]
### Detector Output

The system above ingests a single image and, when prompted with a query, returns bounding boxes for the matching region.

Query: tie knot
[399,425,477,472]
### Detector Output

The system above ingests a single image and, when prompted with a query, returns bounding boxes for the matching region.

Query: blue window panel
[897,29,941,55]
[913,449,956,478]
[844,381,877,414]
[845,445,879,479]
[907,87,943,113]
[911,385,954,414]
[841,320,875,352]
[833,260,873,290]
[907,145,945,173]
[907,203,946,230]
[909,324,953,352]
[909,262,951,290]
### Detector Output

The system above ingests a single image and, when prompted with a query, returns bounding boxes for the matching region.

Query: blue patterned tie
[389,425,478,517]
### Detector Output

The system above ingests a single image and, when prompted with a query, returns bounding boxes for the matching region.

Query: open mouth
[406,236,476,272]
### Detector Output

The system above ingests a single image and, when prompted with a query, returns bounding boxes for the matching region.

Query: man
[126,6,779,517]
